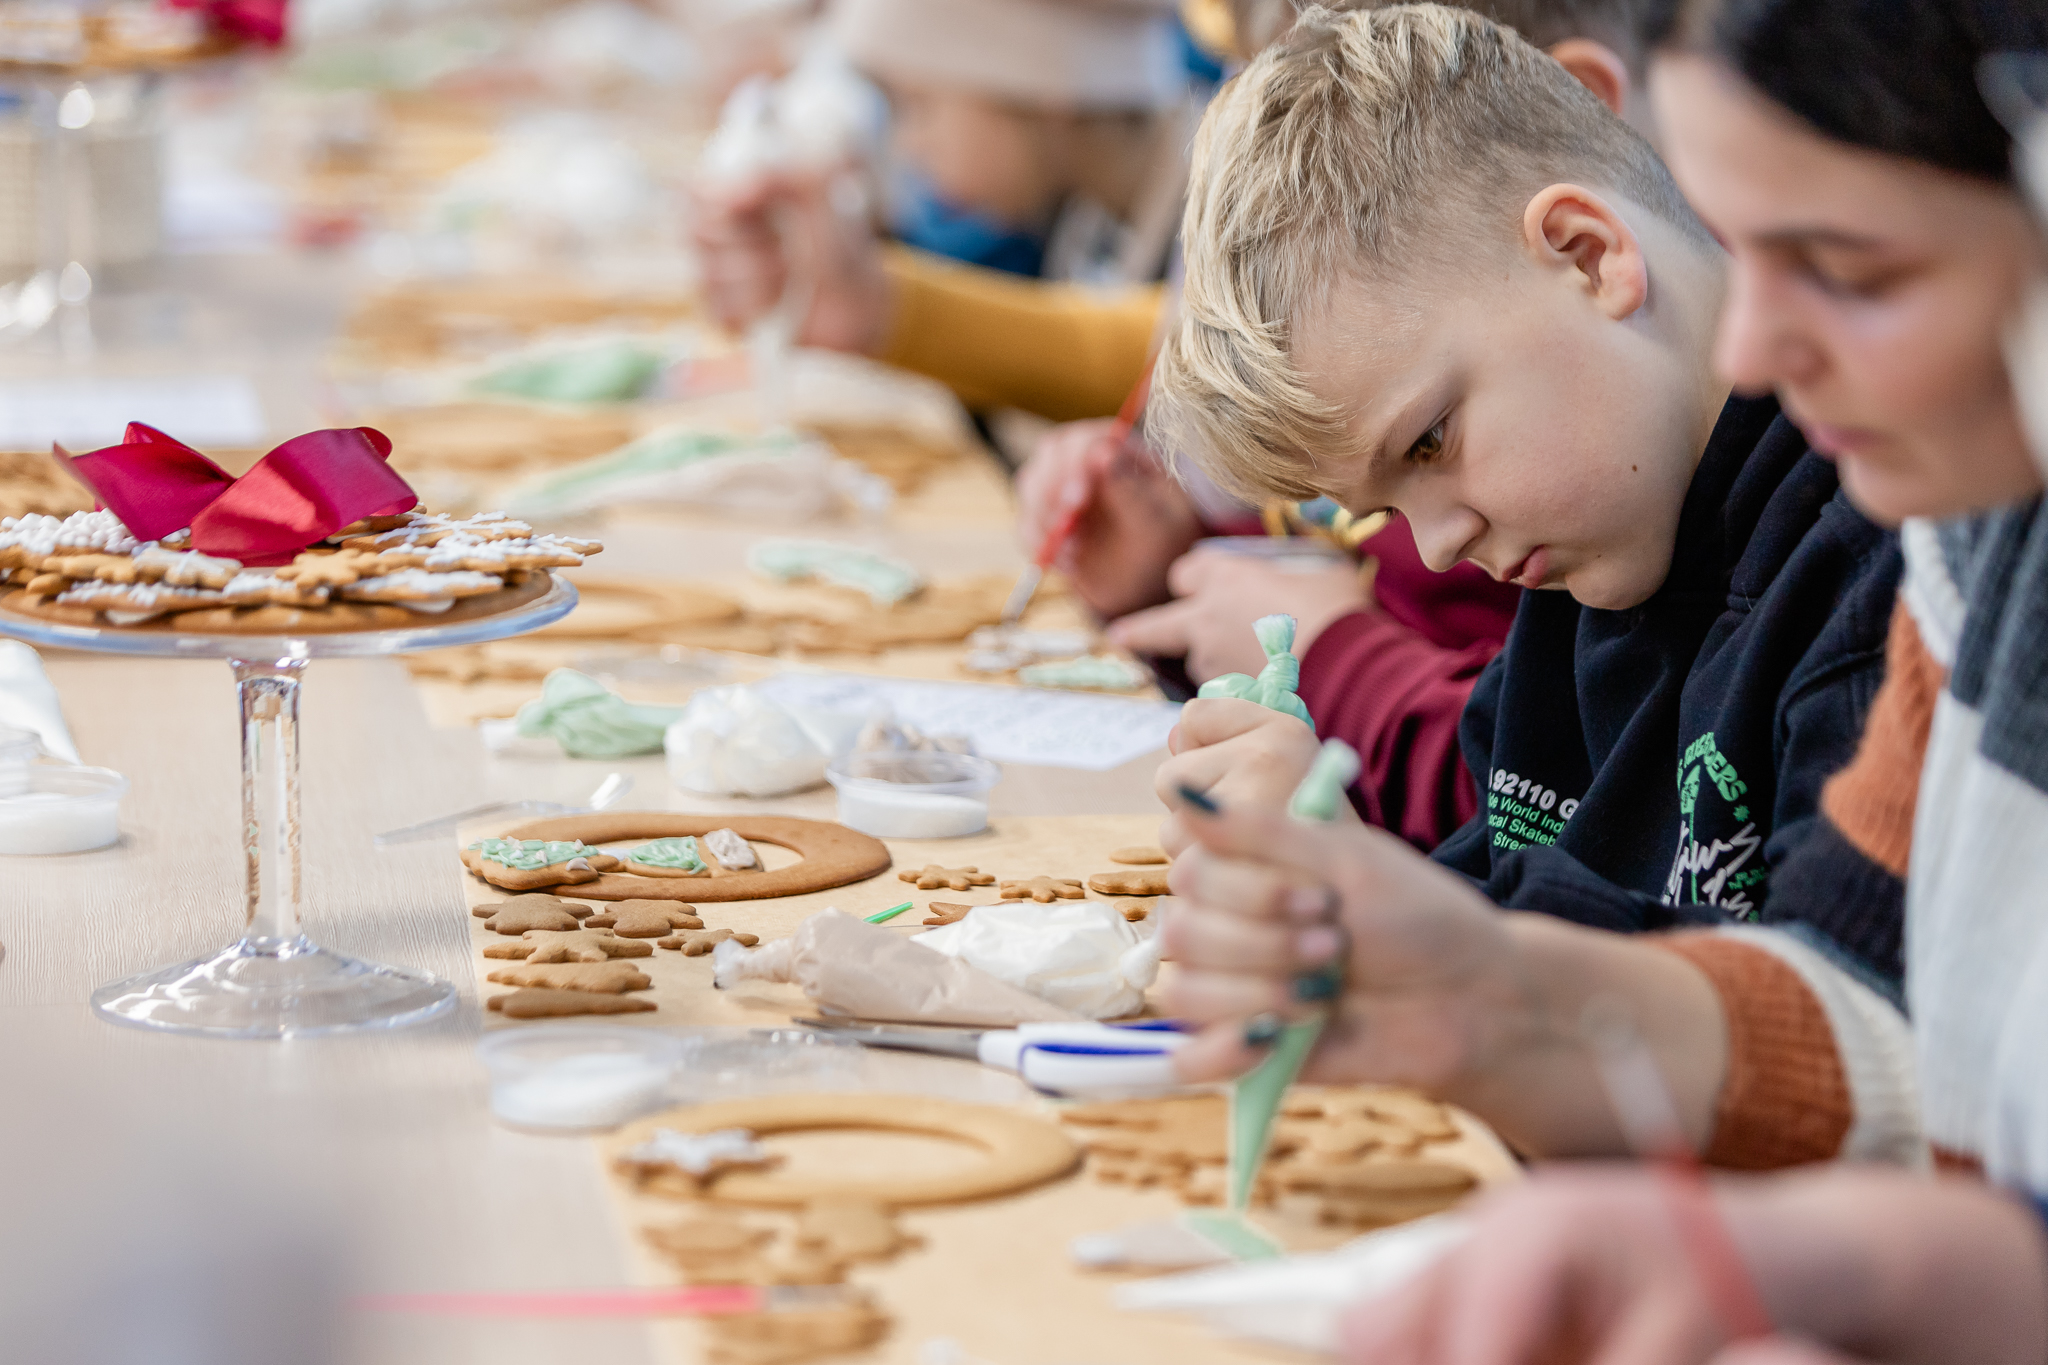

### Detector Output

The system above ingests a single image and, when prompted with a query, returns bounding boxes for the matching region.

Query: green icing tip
[1195,612,1311,726]
[1288,739,1363,822]
[1181,1208,1285,1261]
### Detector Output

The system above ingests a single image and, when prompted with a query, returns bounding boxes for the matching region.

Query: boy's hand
[1340,1167,2048,1365]
[1106,544,1369,684]
[1153,699,1345,855]
[1014,421,1201,621]
[1159,801,1516,1092]
[689,169,893,354]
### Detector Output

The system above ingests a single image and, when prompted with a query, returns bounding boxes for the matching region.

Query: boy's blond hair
[1152,3,1707,501]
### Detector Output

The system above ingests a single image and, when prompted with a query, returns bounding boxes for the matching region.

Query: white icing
[102,610,165,625]
[133,544,242,585]
[703,827,759,870]
[623,1127,770,1175]
[396,598,455,614]
[342,569,503,599]
[54,579,220,609]
[0,510,139,557]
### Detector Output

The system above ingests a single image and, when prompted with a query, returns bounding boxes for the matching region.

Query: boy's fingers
[1106,598,1198,657]
[1174,697,1287,747]
[1165,843,1302,920]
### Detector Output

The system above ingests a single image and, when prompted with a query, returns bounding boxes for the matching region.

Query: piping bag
[1196,614,1314,726]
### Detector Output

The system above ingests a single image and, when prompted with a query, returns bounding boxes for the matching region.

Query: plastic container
[0,763,126,854]
[0,724,37,799]
[825,749,1000,838]
[479,1027,685,1132]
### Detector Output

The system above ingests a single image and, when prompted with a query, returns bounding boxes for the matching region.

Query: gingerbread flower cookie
[897,864,994,892]
[998,876,1084,903]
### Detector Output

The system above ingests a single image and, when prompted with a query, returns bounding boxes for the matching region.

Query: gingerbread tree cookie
[998,876,1084,903]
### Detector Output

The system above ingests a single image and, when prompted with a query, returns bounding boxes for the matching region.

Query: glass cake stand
[0,576,578,1038]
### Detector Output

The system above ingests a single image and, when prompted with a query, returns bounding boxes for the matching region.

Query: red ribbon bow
[57,423,417,567]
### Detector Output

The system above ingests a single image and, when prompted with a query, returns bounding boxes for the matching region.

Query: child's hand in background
[1015,420,1202,621]
[1108,543,1369,684]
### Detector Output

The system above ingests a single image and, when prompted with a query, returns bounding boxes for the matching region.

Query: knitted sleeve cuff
[1650,928,1922,1169]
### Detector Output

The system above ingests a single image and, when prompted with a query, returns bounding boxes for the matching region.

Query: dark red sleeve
[1297,610,1503,852]
[1297,516,1518,852]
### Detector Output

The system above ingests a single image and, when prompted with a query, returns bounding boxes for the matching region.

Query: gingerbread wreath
[463,813,893,902]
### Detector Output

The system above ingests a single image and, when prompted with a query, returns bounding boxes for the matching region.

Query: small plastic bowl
[478,1026,684,1133]
[0,764,127,855]
[825,750,1001,838]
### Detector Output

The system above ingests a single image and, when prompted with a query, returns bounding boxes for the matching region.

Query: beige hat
[830,0,1188,110]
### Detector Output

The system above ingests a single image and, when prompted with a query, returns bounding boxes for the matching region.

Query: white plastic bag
[915,901,1163,1020]
[664,685,830,797]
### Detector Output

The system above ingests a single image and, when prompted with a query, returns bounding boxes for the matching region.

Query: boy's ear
[1544,39,1632,119]
[1522,184,1651,322]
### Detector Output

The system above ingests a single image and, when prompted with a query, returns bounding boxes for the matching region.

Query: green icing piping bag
[1194,613,1313,726]
[1226,738,1363,1215]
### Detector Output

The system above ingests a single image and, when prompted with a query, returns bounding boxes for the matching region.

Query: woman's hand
[1341,1166,2048,1365]
[1159,798,1730,1156]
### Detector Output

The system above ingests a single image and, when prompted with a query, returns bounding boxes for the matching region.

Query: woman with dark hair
[1312,2,2048,1362]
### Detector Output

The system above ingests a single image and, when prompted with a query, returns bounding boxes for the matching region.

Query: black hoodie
[1432,395,1904,981]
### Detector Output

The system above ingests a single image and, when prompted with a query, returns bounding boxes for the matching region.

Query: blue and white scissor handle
[979,1020,1192,1097]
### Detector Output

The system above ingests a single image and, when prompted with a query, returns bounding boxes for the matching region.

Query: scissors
[794,1016,1190,1098]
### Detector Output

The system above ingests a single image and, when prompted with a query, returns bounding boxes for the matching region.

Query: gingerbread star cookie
[485,960,652,993]
[659,927,761,956]
[998,876,1084,903]
[473,895,593,934]
[1088,869,1169,897]
[897,864,994,892]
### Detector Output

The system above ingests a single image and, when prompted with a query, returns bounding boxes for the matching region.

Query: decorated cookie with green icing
[1195,614,1312,726]
[515,668,683,760]
[471,337,667,404]
[1015,654,1148,691]
[746,537,924,607]
[469,837,600,870]
[627,836,706,873]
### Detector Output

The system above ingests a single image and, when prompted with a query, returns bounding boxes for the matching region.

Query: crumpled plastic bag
[713,909,1077,1026]
[515,668,680,758]
[915,900,1163,1020]
[0,641,78,761]
[1196,613,1312,726]
[664,684,833,797]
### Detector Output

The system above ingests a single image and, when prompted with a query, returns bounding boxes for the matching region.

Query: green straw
[864,901,914,924]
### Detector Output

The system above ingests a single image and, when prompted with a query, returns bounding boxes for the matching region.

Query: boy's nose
[1410,509,1485,573]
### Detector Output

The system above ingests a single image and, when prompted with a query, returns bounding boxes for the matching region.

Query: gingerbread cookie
[1109,846,1169,865]
[702,1296,889,1365]
[584,900,705,937]
[998,876,1084,903]
[481,927,654,962]
[1088,869,1169,897]
[794,1199,921,1265]
[474,896,590,934]
[485,961,652,994]
[659,927,760,956]
[621,835,709,877]
[1111,898,1152,922]
[922,901,977,926]
[487,988,657,1017]
[462,837,621,891]
[490,813,892,903]
[644,1210,774,1279]
[897,864,993,892]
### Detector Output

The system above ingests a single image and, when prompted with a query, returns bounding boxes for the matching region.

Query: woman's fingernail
[1293,965,1343,1003]
[1177,783,1221,815]
[1242,1012,1286,1048]
[1285,885,1335,922]
[1296,926,1341,965]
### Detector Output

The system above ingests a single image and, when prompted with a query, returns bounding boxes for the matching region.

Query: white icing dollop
[623,1126,770,1175]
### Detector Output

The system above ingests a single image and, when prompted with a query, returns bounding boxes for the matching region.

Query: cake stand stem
[234,658,304,948]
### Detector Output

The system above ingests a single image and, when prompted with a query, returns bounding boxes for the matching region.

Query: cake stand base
[90,936,458,1039]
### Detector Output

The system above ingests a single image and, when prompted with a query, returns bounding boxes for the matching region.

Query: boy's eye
[1407,421,1447,464]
